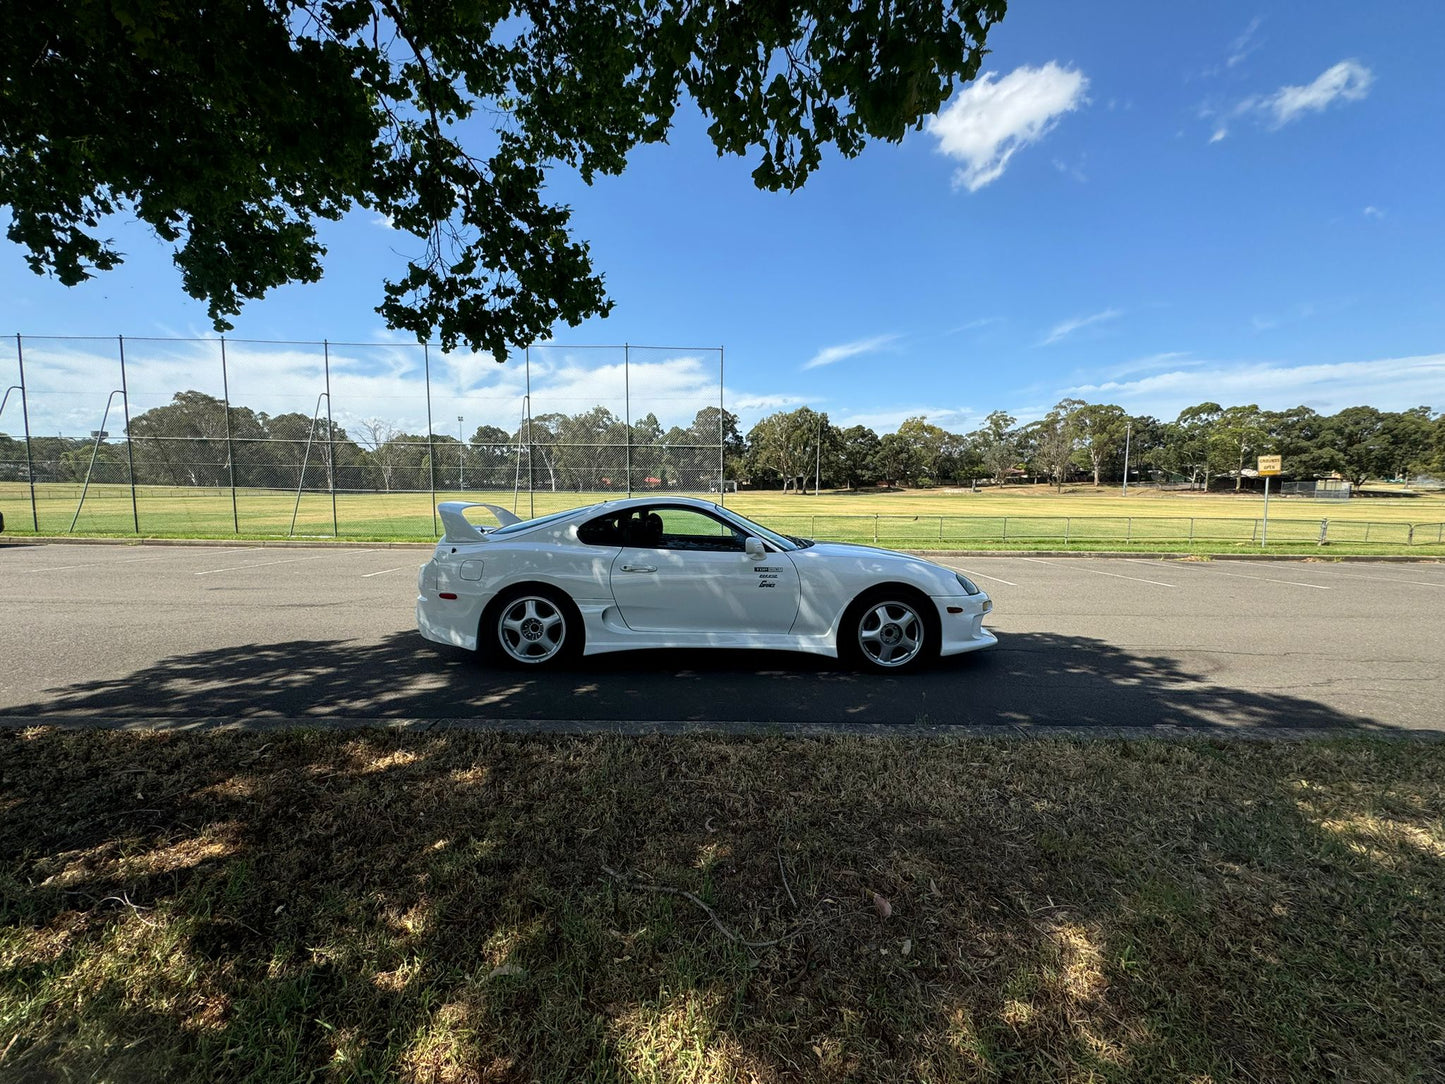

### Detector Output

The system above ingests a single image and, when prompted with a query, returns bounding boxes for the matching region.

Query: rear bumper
[416,593,485,651]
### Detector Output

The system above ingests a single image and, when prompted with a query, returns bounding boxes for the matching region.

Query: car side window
[577,513,625,547]
[653,508,747,552]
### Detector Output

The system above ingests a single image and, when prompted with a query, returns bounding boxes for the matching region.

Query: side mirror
[744,536,766,560]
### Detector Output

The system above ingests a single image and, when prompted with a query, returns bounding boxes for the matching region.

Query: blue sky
[4,1,1444,438]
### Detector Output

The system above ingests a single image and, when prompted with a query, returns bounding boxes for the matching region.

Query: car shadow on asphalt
[0,629,1415,734]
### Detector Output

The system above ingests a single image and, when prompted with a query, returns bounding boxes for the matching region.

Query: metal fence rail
[760,514,1445,548]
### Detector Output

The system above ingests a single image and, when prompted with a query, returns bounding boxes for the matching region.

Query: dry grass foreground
[1,730,1442,1083]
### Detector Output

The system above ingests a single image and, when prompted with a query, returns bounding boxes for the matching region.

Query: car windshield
[713,507,810,551]
[486,506,594,537]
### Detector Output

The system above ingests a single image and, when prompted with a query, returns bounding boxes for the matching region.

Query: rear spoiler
[437,501,522,543]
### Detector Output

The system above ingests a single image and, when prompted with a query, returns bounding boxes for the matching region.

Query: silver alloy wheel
[497,595,567,664]
[857,600,925,669]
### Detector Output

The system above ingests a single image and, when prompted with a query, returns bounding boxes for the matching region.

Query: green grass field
[3,481,1444,554]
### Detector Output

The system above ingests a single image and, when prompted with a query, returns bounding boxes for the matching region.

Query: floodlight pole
[458,415,464,490]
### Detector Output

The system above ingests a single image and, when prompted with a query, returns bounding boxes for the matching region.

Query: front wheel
[489,589,579,667]
[845,595,935,673]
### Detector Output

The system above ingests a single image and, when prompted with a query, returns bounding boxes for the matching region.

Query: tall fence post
[1189,517,1195,544]
[323,340,337,537]
[624,342,632,498]
[1002,517,1008,543]
[1407,524,1414,546]
[1065,517,1070,545]
[15,334,38,531]
[423,342,437,536]
[718,346,726,506]
[117,335,139,533]
[1364,521,1371,543]
[220,337,239,534]
[873,514,879,544]
[1319,518,1328,546]
[524,348,535,519]
[1126,517,1132,544]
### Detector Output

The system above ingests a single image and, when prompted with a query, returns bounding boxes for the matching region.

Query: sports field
[2,481,1444,553]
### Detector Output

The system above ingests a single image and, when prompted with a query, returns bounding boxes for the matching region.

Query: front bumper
[932,593,997,657]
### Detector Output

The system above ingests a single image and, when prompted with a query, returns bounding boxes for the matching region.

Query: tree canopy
[1,0,1007,358]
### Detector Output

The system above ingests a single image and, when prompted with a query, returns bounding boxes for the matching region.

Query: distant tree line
[742,400,1445,493]
[0,390,741,492]
[2,391,1441,494]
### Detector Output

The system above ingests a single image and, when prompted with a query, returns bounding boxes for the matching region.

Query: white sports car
[416,497,995,672]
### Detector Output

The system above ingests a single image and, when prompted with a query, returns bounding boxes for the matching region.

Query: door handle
[620,564,657,573]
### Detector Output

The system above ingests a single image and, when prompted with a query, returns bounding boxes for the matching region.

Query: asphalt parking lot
[1,542,1442,734]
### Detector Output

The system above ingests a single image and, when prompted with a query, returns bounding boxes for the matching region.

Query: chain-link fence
[0,335,727,537]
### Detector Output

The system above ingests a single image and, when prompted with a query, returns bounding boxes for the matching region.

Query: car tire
[483,586,583,668]
[840,588,938,674]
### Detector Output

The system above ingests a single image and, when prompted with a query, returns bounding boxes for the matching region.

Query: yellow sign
[1257,455,1282,476]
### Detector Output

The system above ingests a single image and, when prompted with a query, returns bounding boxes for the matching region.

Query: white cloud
[1042,307,1122,346]
[1061,354,1445,419]
[835,406,982,434]
[0,339,775,439]
[1096,352,1200,382]
[1363,205,1384,219]
[1266,59,1373,127]
[729,392,810,416]
[1204,59,1372,144]
[1226,16,1265,69]
[926,63,1089,192]
[947,317,1001,334]
[802,334,898,371]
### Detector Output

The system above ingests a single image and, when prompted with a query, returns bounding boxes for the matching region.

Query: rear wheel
[842,591,936,673]
[486,588,581,667]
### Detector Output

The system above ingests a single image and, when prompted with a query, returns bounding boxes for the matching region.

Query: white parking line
[194,551,371,576]
[13,547,259,574]
[1150,561,1330,590]
[1020,557,1176,587]
[1288,568,1445,589]
[361,566,409,578]
[949,566,1019,587]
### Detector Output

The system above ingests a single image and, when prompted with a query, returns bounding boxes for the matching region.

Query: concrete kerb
[2,714,1442,742]
[2,535,1441,562]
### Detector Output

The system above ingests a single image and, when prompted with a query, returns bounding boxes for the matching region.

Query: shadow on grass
[0,631,1413,733]
[1,730,1441,1082]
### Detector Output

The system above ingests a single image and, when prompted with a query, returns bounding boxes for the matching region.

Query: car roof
[506,495,728,531]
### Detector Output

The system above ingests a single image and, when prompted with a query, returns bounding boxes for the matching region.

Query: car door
[607,506,801,634]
